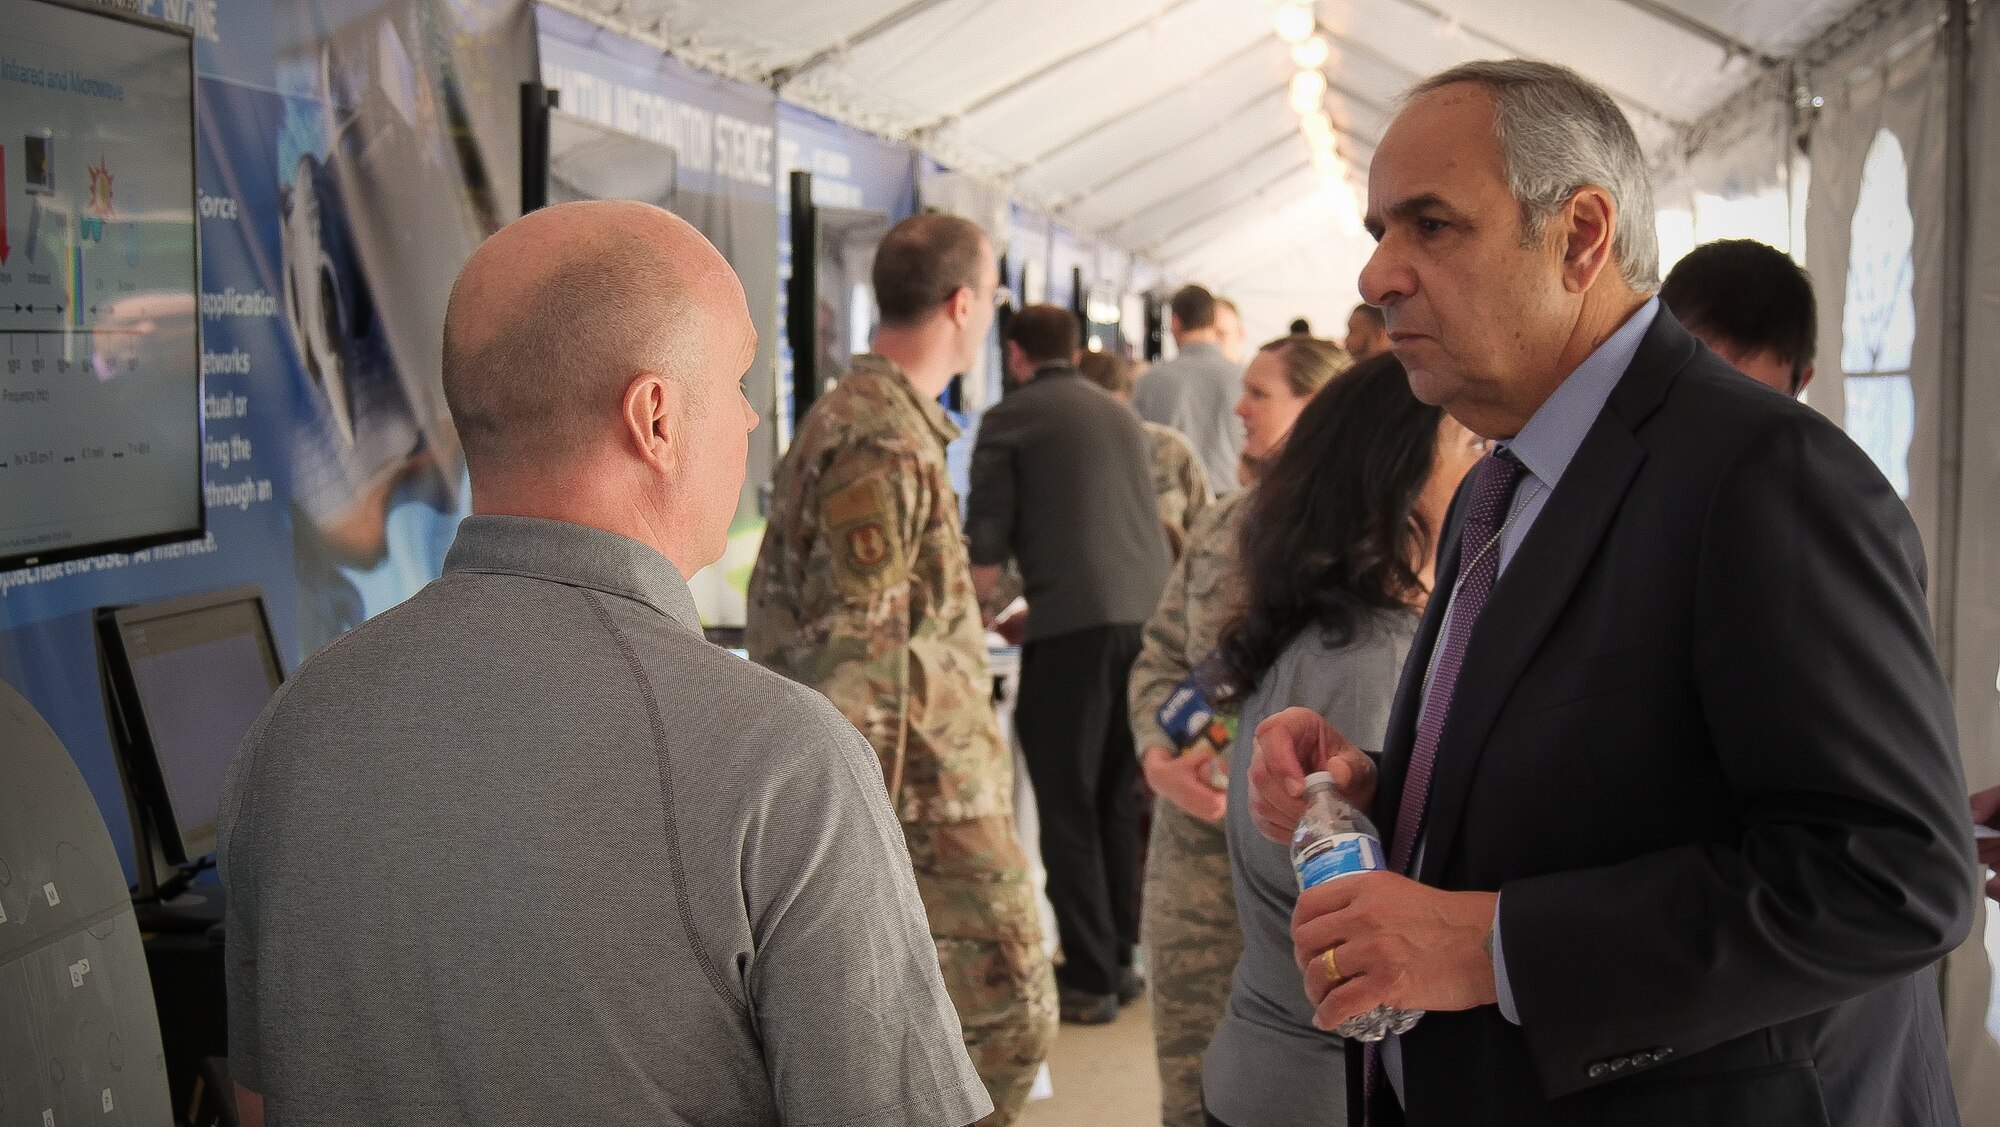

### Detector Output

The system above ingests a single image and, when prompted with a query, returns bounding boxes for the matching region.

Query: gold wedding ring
[1321,948,1340,982]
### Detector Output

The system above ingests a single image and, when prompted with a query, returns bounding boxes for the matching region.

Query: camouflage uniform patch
[747,355,1056,1124]
[826,479,905,592]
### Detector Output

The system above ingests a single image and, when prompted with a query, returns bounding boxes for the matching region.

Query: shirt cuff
[1493,895,1521,1025]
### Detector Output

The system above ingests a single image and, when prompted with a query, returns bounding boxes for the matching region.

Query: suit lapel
[1410,313,1696,886]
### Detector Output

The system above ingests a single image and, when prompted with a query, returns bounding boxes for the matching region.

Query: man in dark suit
[1245,60,1975,1127]
[967,304,1172,1025]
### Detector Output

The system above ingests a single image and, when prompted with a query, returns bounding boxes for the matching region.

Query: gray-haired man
[1249,61,1971,1127]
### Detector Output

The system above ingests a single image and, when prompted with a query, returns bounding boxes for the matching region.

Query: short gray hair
[1408,60,1659,291]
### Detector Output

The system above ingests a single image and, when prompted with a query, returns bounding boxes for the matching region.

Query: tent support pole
[1934,0,1970,680]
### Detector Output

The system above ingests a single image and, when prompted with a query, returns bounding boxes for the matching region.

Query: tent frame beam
[1933,0,1970,681]
[1073,91,1377,212]
[1103,130,1310,238]
[1146,157,1319,256]
[913,0,1208,135]
[1009,36,1269,174]
[1606,0,1783,68]
[768,0,966,88]
[1361,0,1688,131]
[1066,87,1284,204]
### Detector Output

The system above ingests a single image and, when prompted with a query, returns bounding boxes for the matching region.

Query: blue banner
[0,0,531,878]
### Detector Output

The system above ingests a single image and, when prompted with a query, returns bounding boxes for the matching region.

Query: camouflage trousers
[906,815,1059,1127]
[1141,797,1242,1127]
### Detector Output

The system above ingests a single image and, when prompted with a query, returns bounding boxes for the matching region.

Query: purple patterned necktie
[1363,448,1525,1125]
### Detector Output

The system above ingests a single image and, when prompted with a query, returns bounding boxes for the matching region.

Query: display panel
[0,0,201,569]
[103,588,284,862]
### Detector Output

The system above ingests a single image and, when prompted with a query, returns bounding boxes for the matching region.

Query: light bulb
[1300,109,1334,140]
[1274,4,1315,45]
[1291,35,1329,70]
[1289,69,1327,113]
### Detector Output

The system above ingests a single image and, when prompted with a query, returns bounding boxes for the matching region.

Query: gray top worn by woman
[1202,607,1418,1127]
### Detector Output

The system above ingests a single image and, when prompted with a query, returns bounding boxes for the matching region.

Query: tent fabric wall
[1804,4,1949,567]
[1801,2,2000,1113]
[1958,0,2000,798]
[1653,96,1797,271]
[1949,8,2000,1107]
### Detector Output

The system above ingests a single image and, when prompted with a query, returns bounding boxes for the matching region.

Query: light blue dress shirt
[1382,298,1660,1105]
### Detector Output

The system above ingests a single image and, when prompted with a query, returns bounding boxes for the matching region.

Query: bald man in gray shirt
[219,202,989,1127]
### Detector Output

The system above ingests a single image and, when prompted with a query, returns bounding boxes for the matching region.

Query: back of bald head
[873,212,989,328]
[442,200,730,473]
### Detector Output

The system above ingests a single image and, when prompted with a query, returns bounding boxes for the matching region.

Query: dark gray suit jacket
[1354,311,1975,1127]
[965,364,1170,640]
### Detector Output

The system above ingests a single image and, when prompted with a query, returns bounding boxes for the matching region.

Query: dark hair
[1350,303,1385,327]
[1006,303,1081,364]
[1659,239,1816,393]
[1077,349,1139,397]
[1211,352,1442,704]
[1169,284,1217,332]
[873,213,988,327]
[1288,317,1312,335]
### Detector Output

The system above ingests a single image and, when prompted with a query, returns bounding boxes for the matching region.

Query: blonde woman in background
[1127,336,1351,1127]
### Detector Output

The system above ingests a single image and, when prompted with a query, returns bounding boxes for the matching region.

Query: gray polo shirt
[1132,341,1245,495]
[220,515,990,1127]
[966,364,1172,640]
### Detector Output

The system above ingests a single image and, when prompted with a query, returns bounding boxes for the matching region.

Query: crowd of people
[217,56,1992,1127]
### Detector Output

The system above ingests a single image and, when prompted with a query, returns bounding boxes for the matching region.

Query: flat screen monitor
[96,587,284,873]
[0,0,202,570]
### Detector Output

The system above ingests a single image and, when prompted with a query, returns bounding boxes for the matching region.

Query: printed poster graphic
[0,0,532,881]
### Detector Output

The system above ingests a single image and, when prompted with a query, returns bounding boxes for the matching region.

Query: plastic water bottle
[1291,771,1423,1041]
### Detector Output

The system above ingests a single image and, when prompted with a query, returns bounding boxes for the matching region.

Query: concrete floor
[1018,995,1162,1127]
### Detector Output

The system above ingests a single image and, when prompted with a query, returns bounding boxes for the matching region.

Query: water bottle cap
[1304,771,1335,789]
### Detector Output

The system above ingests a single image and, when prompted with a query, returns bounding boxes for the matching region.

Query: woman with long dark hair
[1199,353,1485,1127]
[1130,336,1349,1125]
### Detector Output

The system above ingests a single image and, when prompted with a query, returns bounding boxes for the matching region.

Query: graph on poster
[0,0,201,568]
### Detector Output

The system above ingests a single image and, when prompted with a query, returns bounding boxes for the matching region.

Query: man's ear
[1559,185,1618,294]
[1795,364,1816,396]
[948,284,976,329]
[622,371,678,472]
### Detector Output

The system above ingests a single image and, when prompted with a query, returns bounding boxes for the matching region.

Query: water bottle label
[1296,832,1386,889]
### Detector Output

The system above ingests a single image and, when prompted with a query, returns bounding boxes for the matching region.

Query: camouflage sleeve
[1128,539,1198,756]
[1180,443,1215,529]
[795,441,925,800]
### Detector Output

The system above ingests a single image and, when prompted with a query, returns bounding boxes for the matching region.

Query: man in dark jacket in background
[968,304,1172,1025]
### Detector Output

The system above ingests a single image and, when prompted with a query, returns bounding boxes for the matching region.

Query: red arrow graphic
[0,145,10,266]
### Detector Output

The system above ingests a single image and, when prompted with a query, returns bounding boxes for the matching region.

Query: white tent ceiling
[552,0,1861,336]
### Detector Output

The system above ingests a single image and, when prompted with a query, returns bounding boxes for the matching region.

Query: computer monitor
[94,586,284,899]
[0,0,204,570]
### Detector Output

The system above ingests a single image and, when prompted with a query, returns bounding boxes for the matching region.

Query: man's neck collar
[871,329,958,400]
[1497,290,1650,435]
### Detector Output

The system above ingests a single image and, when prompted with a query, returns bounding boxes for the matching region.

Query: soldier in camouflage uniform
[1076,350,1213,557]
[746,214,1056,1127]
[1128,334,1350,1126]
[1128,490,1250,1127]
[1144,420,1213,557]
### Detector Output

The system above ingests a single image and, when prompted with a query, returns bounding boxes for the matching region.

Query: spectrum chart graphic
[0,0,202,567]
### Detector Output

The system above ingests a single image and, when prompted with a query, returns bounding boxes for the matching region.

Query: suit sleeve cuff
[1494,894,1521,1026]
